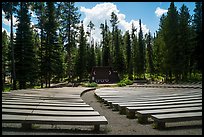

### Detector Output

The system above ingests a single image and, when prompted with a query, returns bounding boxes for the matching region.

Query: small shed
[91,66,120,84]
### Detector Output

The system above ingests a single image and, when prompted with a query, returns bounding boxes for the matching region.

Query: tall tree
[192,2,202,72]
[75,21,87,81]
[30,2,46,88]
[44,2,62,87]
[153,14,167,77]
[86,21,96,74]
[87,40,96,74]
[137,19,146,79]
[2,2,19,90]
[95,42,102,66]
[163,2,179,82]
[2,31,10,91]
[124,30,133,80]
[87,21,95,46]
[178,4,191,80]
[131,23,138,79]
[101,20,110,66]
[14,2,36,89]
[110,12,125,74]
[146,31,154,77]
[115,27,126,76]
[110,12,119,67]
[58,2,81,80]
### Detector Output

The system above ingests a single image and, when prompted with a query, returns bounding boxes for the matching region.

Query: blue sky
[2,2,196,42]
[76,2,195,36]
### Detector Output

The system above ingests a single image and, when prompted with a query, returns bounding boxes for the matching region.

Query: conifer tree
[2,2,19,90]
[138,19,146,79]
[146,31,154,77]
[178,4,191,80]
[43,2,62,87]
[14,2,36,89]
[75,22,87,81]
[58,2,81,80]
[125,30,133,80]
[2,31,10,91]
[192,2,202,72]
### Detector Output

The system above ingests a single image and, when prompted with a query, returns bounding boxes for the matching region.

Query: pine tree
[125,30,133,80]
[86,21,96,74]
[75,22,87,81]
[43,2,62,87]
[178,4,191,80]
[58,2,81,80]
[30,2,46,88]
[2,2,19,90]
[163,2,179,82]
[2,30,10,91]
[95,42,102,66]
[138,19,146,79]
[14,2,36,89]
[154,14,167,78]
[192,2,202,72]
[131,23,138,79]
[146,31,154,77]
[101,20,111,66]
[115,28,125,76]
[110,12,119,68]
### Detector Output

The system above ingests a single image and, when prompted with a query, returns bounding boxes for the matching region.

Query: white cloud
[155,7,168,17]
[80,2,149,43]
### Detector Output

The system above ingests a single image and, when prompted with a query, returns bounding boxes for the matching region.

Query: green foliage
[3,84,11,92]
[117,78,133,87]
[82,82,98,87]
[137,19,146,78]
[2,2,19,90]
[121,78,133,85]
[58,2,81,80]
[117,82,126,87]
[2,2,202,90]
[75,22,87,81]
[192,2,202,71]
[2,30,10,91]
[14,2,37,89]
[101,20,111,66]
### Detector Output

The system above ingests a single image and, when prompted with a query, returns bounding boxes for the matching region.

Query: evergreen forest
[2,2,202,91]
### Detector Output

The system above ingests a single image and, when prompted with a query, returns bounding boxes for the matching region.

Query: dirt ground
[2,87,202,135]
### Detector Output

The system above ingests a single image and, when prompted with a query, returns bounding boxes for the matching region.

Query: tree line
[2,2,202,91]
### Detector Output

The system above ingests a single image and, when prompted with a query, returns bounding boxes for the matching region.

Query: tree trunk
[40,28,43,88]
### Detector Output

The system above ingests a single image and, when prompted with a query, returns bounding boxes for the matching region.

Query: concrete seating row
[2,87,108,131]
[95,88,202,129]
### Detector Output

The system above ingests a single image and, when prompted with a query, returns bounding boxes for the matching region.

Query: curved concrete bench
[2,87,108,131]
[150,111,202,129]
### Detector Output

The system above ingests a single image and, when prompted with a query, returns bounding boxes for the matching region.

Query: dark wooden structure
[91,66,120,84]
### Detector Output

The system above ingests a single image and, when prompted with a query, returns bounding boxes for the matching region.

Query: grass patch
[117,78,133,87]
[3,84,12,92]
[82,82,98,87]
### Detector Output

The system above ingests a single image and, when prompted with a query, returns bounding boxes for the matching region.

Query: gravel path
[81,88,202,135]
